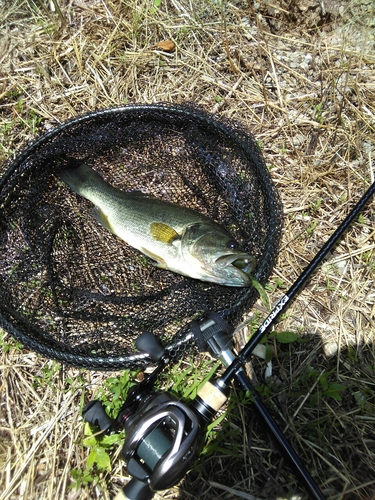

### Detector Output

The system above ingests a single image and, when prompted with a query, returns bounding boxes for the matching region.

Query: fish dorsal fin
[93,207,114,234]
[150,222,180,245]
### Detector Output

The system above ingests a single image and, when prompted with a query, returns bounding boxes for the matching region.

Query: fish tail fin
[58,163,105,197]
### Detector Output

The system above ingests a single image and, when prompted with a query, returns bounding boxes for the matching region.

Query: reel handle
[136,331,166,362]
[114,478,153,500]
[82,400,114,432]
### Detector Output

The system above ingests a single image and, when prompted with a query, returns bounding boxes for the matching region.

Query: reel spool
[0,103,283,369]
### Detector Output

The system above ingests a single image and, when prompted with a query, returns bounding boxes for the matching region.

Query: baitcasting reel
[84,390,203,499]
[83,310,329,500]
[83,323,230,500]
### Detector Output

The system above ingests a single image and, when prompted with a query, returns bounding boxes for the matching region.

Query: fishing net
[0,103,283,370]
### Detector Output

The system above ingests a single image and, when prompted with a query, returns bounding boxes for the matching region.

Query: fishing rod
[222,179,375,383]
[83,181,375,500]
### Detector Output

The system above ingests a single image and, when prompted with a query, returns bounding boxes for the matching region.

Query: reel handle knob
[114,478,153,500]
[136,331,166,362]
[82,400,114,432]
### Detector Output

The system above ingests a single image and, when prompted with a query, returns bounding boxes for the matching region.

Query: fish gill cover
[0,103,283,370]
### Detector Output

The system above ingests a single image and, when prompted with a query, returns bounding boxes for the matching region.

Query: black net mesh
[0,103,283,370]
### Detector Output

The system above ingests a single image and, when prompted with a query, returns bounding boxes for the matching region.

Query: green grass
[0,330,23,353]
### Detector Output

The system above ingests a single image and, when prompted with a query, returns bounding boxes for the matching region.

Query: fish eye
[227,239,239,250]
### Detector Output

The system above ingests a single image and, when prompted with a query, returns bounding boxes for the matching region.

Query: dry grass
[0,0,374,499]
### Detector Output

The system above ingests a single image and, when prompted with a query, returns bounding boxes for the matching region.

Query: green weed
[0,330,23,353]
[338,192,347,203]
[176,26,189,43]
[362,250,375,272]
[313,101,324,124]
[96,370,138,419]
[269,330,299,344]
[1,122,13,136]
[70,424,125,490]
[11,97,43,134]
[265,277,286,292]
[33,360,61,389]
[70,373,134,489]
[306,220,318,236]
[151,0,162,13]
[291,366,347,405]
[248,275,270,311]
[318,370,346,402]
[357,213,366,224]
[309,197,322,213]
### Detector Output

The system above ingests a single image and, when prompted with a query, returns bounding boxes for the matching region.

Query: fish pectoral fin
[140,247,167,269]
[93,207,114,234]
[150,222,180,245]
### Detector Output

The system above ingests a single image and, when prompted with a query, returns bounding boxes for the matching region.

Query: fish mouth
[215,253,257,276]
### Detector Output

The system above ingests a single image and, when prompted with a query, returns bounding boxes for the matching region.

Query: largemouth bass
[58,164,256,286]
